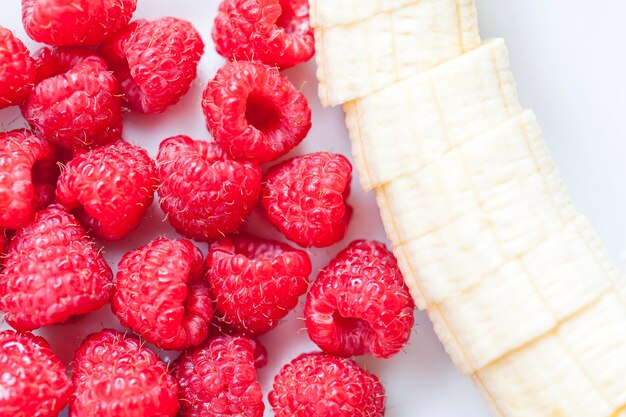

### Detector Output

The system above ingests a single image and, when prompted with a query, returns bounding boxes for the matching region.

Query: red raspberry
[0,205,113,332]
[0,330,72,417]
[206,234,311,335]
[56,140,158,240]
[202,61,311,163]
[213,0,314,69]
[21,0,137,46]
[100,17,204,114]
[156,135,262,241]
[71,329,179,417]
[0,27,35,109]
[0,129,57,230]
[261,152,353,248]
[112,237,213,350]
[269,352,385,417]
[22,47,123,151]
[305,240,415,358]
[173,335,265,417]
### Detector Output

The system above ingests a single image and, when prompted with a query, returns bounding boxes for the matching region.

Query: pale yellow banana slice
[477,331,614,417]
[345,39,521,191]
[314,0,480,106]
[309,0,418,27]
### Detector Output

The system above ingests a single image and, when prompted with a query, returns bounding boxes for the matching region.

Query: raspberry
[100,17,204,114]
[213,0,314,69]
[0,129,57,230]
[269,352,385,417]
[173,335,265,417]
[206,234,311,335]
[305,240,415,358]
[21,0,137,46]
[22,47,123,151]
[261,152,353,248]
[56,140,158,240]
[0,27,35,109]
[71,329,179,417]
[0,205,113,332]
[202,61,311,163]
[156,135,262,241]
[207,321,269,368]
[0,330,72,417]
[112,237,213,350]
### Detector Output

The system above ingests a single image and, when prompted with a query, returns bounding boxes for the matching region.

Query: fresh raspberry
[71,329,179,417]
[100,17,204,114]
[112,237,213,350]
[269,352,385,417]
[305,240,414,358]
[156,135,262,241]
[0,27,35,109]
[261,152,353,248]
[56,140,158,240]
[202,61,311,163]
[0,205,113,332]
[22,47,123,151]
[0,330,72,417]
[213,0,314,69]
[173,335,264,417]
[21,0,137,46]
[206,234,311,335]
[0,129,57,230]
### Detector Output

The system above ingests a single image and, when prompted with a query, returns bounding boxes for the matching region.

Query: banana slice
[558,292,626,408]
[310,0,419,27]
[345,39,521,192]
[315,0,480,106]
[477,331,614,417]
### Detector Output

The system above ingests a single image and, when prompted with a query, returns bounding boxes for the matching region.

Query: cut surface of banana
[311,0,626,415]
[345,39,520,191]
[314,0,480,106]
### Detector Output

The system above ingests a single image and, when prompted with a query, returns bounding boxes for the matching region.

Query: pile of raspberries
[0,1,416,417]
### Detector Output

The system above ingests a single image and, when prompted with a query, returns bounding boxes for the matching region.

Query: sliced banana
[315,0,480,106]
[345,39,521,191]
[312,2,626,415]
[310,0,419,27]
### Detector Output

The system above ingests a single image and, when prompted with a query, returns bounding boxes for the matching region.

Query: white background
[1,1,625,416]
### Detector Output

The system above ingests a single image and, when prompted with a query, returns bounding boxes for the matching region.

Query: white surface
[1,1,625,416]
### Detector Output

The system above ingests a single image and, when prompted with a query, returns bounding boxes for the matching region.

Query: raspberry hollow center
[245,94,281,133]
[333,311,376,355]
